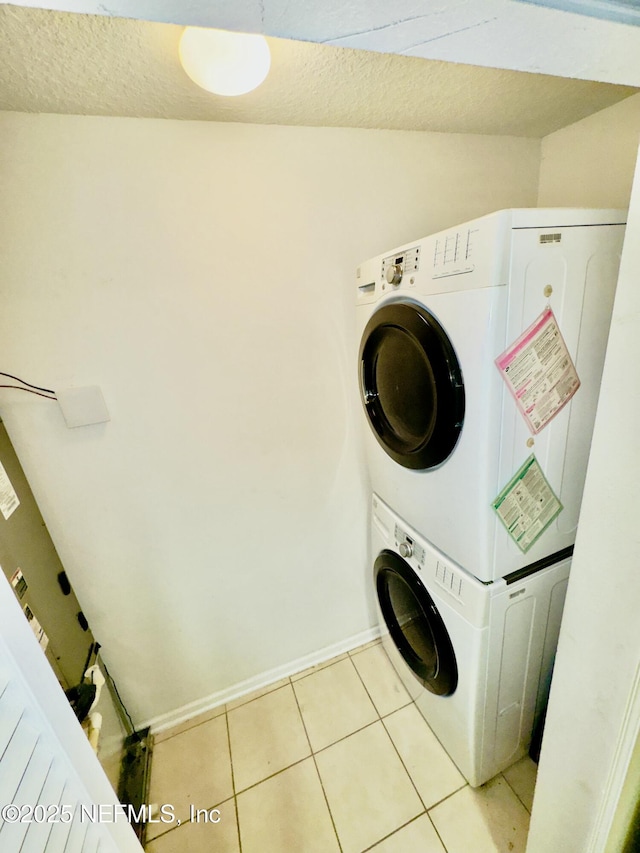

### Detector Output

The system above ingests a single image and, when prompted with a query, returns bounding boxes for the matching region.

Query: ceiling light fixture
[179,27,271,97]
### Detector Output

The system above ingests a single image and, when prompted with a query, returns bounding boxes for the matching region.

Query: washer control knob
[385,263,403,285]
[399,541,413,559]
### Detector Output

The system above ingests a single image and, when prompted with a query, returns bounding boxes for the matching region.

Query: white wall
[528,101,640,851]
[0,111,540,726]
[538,93,640,209]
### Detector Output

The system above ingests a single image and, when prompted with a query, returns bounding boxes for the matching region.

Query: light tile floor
[145,640,537,853]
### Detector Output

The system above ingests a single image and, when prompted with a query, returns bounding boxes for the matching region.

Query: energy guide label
[495,307,579,434]
[492,455,562,553]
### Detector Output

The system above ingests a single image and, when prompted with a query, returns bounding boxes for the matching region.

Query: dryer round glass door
[359,302,465,469]
[375,549,457,696]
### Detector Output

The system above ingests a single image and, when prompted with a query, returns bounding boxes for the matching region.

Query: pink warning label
[496,307,580,434]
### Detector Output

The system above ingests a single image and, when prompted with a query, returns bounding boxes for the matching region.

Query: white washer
[371,493,571,788]
[357,208,625,582]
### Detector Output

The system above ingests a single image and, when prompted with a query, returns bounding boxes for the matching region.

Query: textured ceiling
[0,5,637,136]
[8,0,640,86]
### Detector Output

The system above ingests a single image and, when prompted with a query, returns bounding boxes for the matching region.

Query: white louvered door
[0,574,142,853]
[0,647,112,852]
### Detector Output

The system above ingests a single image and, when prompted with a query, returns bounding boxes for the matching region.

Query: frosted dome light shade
[179,28,271,96]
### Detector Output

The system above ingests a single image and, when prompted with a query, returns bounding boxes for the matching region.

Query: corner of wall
[537,94,640,209]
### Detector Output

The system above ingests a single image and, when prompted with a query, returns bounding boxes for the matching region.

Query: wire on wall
[96,649,139,740]
[0,371,57,400]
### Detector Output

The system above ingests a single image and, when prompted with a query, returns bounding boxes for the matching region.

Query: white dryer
[371,493,570,788]
[357,208,625,581]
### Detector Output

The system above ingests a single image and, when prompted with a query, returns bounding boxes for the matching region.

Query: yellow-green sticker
[492,455,563,553]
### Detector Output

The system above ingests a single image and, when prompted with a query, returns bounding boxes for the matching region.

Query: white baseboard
[143,626,381,735]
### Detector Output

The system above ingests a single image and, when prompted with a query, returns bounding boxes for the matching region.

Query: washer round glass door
[359,301,465,470]
[375,549,457,696]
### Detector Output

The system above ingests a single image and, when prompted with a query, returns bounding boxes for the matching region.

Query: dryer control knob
[385,264,403,285]
[399,542,413,559]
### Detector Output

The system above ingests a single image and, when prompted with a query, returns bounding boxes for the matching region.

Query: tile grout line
[374,687,472,815]
[359,813,439,853]
[373,683,464,853]
[290,676,344,853]
[378,711,432,812]
[349,642,417,725]
[347,652,449,853]
[350,649,444,842]
[224,708,243,853]
[148,713,242,848]
[429,817,450,853]
[144,734,188,847]
[229,715,391,800]
[347,652,383,722]
[227,679,312,797]
[425,780,469,812]
[152,705,227,745]
[226,679,291,713]
[500,768,535,814]
[290,654,351,685]
[227,653,351,713]
[231,754,313,797]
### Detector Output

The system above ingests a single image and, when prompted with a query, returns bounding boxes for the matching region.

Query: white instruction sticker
[0,460,19,520]
[493,455,563,553]
[24,604,50,652]
[496,307,579,434]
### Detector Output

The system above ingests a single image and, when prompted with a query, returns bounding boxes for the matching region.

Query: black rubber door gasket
[375,549,458,696]
[359,302,465,470]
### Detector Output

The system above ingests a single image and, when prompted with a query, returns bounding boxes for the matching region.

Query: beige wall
[0,111,540,726]
[538,93,640,209]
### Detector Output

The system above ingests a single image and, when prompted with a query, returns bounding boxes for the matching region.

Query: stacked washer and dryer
[356,208,626,787]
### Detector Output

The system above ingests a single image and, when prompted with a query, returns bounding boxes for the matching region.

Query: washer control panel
[381,246,420,287]
[394,524,425,567]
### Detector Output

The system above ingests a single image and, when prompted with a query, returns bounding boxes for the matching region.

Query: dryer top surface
[356,207,627,307]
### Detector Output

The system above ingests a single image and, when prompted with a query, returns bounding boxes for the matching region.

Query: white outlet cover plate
[57,386,110,428]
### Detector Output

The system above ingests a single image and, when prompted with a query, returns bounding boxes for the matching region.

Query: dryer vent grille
[540,233,562,244]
